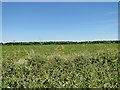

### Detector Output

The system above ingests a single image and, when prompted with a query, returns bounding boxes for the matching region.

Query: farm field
[2,44,120,88]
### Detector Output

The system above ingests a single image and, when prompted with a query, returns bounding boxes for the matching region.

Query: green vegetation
[2,43,120,88]
[2,40,119,45]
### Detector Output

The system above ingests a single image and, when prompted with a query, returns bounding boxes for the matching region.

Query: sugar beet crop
[2,44,120,88]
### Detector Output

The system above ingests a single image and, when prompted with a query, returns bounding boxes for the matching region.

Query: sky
[2,0,120,2]
[2,2,118,42]
[0,2,2,42]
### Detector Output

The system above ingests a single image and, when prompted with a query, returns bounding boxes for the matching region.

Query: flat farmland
[2,44,119,88]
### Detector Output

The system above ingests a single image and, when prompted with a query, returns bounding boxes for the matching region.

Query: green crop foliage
[2,44,120,88]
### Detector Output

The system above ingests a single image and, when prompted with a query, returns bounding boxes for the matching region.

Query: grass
[2,44,120,88]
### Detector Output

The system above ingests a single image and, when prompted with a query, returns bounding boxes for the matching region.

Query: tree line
[0,40,119,45]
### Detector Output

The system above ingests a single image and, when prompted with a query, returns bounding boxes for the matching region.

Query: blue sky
[2,2,118,42]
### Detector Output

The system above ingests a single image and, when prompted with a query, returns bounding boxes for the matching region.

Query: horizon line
[1,39,119,43]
